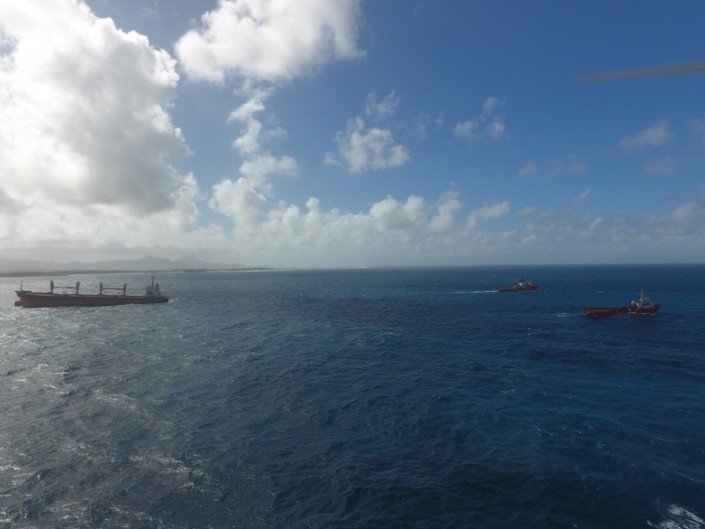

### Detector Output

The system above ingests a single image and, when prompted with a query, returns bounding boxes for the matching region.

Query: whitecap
[648,504,705,529]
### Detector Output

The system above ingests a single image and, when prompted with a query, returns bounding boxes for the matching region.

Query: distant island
[0,255,262,277]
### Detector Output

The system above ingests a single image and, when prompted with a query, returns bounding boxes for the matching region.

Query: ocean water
[0,265,704,529]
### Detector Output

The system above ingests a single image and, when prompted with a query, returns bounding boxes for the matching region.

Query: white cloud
[404,112,432,140]
[575,189,591,203]
[323,152,342,168]
[209,177,268,232]
[2,2,704,268]
[505,195,705,264]
[228,95,268,123]
[232,118,265,155]
[518,162,539,176]
[0,1,232,263]
[672,200,698,223]
[454,120,479,139]
[618,119,672,151]
[224,191,514,267]
[327,117,410,174]
[0,173,229,263]
[516,206,537,216]
[0,187,22,215]
[240,153,298,182]
[454,97,506,144]
[209,153,297,232]
[369,195,426,231]
[365,90,400,120]
[175,1,375,252]
[227,93,289,156]
[467,201,511,229]
[326,91,410,174]
[429,192,463,232]
[0,0,190,217]
[175,0,365,84]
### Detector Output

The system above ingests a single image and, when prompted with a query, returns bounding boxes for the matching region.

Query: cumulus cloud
[327,117,410,174]
[369,195,426,231]
[429,192,463,232]
[232,187,702,268]
[209,177,268,232]
[467,201,511,229]
[0,187,22,215]
[175,1,373,245]
[365,90,400,120]
[0,0,190,217]
[229,191,512,266]
[0,172,228,262]
[227,93,271,155]
[454,97,506,144]
[518,162,539,176]
[618,119,672,151]
[505,191,705,264]
[175,0,365,84]
[0,1,228,263]
[209,152,297,233]
[671,200,698,223]
[2,1,702,268]
[325,91,409,174]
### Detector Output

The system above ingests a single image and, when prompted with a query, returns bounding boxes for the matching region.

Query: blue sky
[1,1,704,267]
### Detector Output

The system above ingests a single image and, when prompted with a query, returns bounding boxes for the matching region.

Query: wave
[649,505,705,529]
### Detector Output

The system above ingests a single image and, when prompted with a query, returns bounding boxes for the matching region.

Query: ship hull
[15,292,168,308]
[582,306,630,316]
[583,304,661,316]
[497,285,538,292]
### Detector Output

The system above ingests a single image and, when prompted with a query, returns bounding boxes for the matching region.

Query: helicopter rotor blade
[580,60,705,82]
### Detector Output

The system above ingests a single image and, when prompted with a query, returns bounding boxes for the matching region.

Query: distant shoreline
[3,263,703,279]
[0,268,271,278]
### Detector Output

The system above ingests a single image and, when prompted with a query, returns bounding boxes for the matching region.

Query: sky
[1,0,704,268]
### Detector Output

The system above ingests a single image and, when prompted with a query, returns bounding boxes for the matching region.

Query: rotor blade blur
[580,61,705,82]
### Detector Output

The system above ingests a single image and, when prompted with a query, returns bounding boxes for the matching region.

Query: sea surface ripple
[0,265,704,528]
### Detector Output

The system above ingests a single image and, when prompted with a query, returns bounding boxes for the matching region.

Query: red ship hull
[582,306,630,316]
[15,277,168,308]
[497,285,539,292]
[15,292,168,308]
[583,303,661,317]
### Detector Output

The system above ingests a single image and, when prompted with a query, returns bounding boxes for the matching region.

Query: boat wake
[448,290,496,294]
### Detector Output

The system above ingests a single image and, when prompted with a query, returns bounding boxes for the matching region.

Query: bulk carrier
[15,277,168,308]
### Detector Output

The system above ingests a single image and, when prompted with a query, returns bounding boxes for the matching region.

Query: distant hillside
[0,255,241,274]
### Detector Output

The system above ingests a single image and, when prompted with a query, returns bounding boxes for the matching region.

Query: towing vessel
[497,279,539,292]
[583,289,661,317]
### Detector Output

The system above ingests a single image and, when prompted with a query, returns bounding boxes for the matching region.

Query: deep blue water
[0,265,704,528]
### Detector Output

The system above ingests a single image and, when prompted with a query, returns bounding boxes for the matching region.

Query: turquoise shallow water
[0,265,704,528]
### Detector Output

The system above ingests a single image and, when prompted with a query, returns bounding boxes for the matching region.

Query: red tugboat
[15,277,169,308]
[583,289,661,317]
[497,279,538,292]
